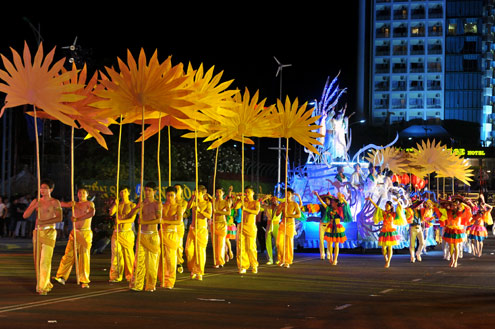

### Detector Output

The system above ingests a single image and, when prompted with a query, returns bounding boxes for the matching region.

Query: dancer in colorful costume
[442,199,471,268]
[53,188,95,288]
[313,191,351,265]
[367,197,406,268]
[108,187,136,283]
[128,182,162,292]
[468,197,492,257]
[275,188,301,268]
[185,185,212,280]
[23,179,63,295]
[157,186,183,289]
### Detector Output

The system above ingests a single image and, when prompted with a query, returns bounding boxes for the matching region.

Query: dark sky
[1,3,359,108]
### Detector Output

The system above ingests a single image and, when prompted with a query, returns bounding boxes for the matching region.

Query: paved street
[1,237,494,329]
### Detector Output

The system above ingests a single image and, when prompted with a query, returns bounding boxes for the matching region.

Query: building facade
[363,0,495,145]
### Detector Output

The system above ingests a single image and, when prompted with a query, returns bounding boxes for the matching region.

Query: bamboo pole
[168,125,171,186]
[211,147,219,267]
[33,105,41,293]
[157,114,165,287]
[194,129,199,266]
[71,126,80,285]
[283,137,289,265]
[238,135,245,272]
[130,106,145,288]
[115,115,123,280]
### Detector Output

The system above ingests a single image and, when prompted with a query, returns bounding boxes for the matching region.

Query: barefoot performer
[23,179,63,295]
[128,182,162,292]
[158,186,183,289]
[53,188,95,288]
[212,187,231,268]
[275,188,301,269]
[108,187,136,283]
[185,185,212,281]
[237,186,261,274]
[174,184,188,274]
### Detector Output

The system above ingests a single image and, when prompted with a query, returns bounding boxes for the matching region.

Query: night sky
[1,3,359,107]
[0,3,360,170]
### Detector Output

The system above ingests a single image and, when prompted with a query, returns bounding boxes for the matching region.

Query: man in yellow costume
[237,186,261,274]
[157,186,183,289]
[276,188,301,268]
[128,182,162,292]
[108,186,136,283]
[174,184,188,274]
[212,187,231,268]
[185,185,212,281]
[53,188,95,288]
[23,179,63,295]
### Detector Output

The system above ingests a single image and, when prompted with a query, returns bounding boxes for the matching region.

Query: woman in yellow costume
[212,187,231,268]
[173,184,188,274]
[275,188,301,269]
[367,197,406,268]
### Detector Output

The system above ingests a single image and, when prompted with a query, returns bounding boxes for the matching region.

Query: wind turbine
[62,36,79,63]
[273,56,292,195]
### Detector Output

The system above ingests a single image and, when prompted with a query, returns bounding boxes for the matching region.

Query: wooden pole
[115,115,123,280]
[33,105,41,293]
[71,126,80,285]
[168,125,171,186]
[194,129,199,265]
[238,135,245,272]
[283,137,289,264]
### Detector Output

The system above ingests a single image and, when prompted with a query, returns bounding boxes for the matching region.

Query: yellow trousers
[213,220,227,266]
[131,231,160,291]
[237,225,258,270]
[409,225,424,256]
[158,229,179,288]
[185,224,208,276]
[265,222,279,263]
[176,223,185,266]
[277,221,296,265]
[56,229,93,284]
[32,227,57,294]
[109,230,135,282]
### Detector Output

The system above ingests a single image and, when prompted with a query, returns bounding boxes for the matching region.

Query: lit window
[464,23,478,34]
[448,23,456,35]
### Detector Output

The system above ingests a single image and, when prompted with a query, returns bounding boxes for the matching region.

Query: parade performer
[314,191,351,265]
[367,197,406,268]
[275,188,301,268]
[157,186,183,289]
[442,200,471,268]
[468,200,492,257]
[185,185,212,281]
[421,199,436,255]
[108,187,136,283]
[128,182,162,292]
[173,184,188,274]
[405,200,425,263]
[53,188,95,288]
[264,196,281,264]
[23,179,63,295]
[350,163,364,190]
[212,187,231,268]
[237,186,261,273]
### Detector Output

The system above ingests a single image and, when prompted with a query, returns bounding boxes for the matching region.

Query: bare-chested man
[185,185,212,281]
[23,179,63,295]
[237,186,261,274]
[157,186,183,289]
[128,182,162,292]
[53,188,95,288]
[276,188,301,268]
[108,186,136,283]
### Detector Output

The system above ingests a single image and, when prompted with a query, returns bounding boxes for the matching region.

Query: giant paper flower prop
[0,42,84,126]
[437,149,474,185]
[30,64,113,149]
[409,139,452,177]
[365,147,409,174]
[91,49,193,119]
[189,88,275,149]
[271,96,323,154]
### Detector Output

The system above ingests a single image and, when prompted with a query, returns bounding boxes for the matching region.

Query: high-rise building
[359,0,495,145]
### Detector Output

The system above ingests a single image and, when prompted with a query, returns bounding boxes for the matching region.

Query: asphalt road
[1,237,494,329]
